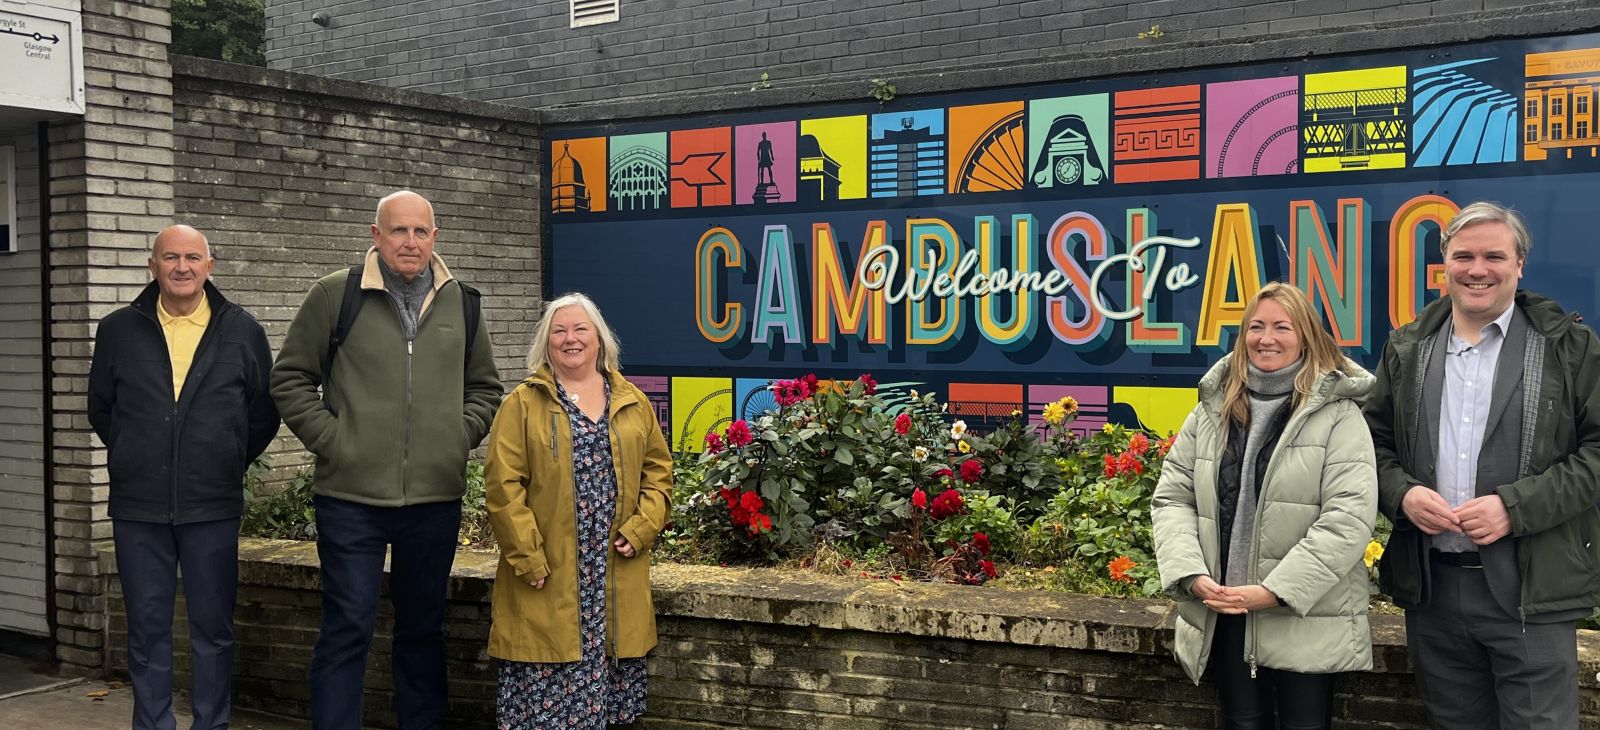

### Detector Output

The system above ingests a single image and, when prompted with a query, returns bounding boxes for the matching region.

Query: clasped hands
[1191,575,1280,614]
[1402,486,1511,544]
[522,536,638,590]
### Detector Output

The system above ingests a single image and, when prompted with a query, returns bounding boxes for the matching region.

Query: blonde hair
[1221,282,1346,428]
[525,292,622,376]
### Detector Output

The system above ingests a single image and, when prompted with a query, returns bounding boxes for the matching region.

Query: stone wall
[102,539,1600,728]
[263,0,1600,118]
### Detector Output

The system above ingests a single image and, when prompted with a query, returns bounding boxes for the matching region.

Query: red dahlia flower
[930,489,965,520]
[726,420,753,447]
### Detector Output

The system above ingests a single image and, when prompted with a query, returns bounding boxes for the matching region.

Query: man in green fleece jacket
[271,190,502,730]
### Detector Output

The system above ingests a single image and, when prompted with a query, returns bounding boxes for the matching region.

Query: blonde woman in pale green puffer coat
[1152,282,1378,730]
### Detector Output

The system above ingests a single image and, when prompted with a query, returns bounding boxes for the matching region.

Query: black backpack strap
[460,281,482,367]
[321,265,366,396]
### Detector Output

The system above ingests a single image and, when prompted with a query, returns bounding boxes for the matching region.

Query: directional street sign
[0,3,83,117]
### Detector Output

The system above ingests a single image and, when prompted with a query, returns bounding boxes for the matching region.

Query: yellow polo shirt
[157,295,211,400]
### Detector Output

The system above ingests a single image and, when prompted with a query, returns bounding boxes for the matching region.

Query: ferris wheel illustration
[739,384,780,421]
[954,110,1027,192]
[674,386,733,452]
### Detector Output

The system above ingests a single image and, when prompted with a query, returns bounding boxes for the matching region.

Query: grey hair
[526,292,623,376]
[1442,201,1532,260]
[374,190,436,226]
[150,225,211,259]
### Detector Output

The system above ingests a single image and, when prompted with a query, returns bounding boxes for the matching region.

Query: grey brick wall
[105,541,1600,729]
[265,0,1600,117]
[0,130,47,639]
[170,57,543,475]
[48,0,179,674]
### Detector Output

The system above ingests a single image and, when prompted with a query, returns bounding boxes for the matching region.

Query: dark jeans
[114,517,240,730]
[308,495,462,730]
[1211,613,1335,730]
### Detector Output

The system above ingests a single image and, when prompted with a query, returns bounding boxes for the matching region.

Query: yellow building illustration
[1302,66,1408,172]
[1524,48,1600,161]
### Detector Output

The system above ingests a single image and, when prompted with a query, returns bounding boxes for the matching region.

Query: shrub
[1018,425,1170,597]
[241,461,493,547]
[241,465,317,540]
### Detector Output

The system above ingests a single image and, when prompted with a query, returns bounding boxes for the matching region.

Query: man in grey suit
[1365,201,1600,728]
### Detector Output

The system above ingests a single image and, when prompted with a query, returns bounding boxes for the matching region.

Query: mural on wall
[1113,85,1202,182]
[607,132,668,211]
[948,101,1027,193]
[869,109,946,197]
[1026,93,1110,188]
[670,127,732,208]
[551,137,607,213]
[798,116,867,201]
[1412,59,1519,166]
[1205,76,1299,178]
[736,122,797,205]
[1525,48,1600,161]
[1302,66,1409,172]
[549,33,1600,449]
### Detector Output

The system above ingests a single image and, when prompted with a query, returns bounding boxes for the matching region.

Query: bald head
[374,190,435,228]
[152,225,211,259]
[371,191,439,280]
[148,224,215,313]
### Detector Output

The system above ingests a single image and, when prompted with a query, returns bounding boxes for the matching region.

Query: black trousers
[1406,561,1579,729]
[1211,614,1335,730]
[114,517,240,730]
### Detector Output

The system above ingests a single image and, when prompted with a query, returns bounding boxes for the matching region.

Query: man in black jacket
[89,224,278,730]
[1365,202,1600,728]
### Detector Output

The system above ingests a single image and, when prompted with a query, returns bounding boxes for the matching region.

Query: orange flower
[1108,555,1137,583]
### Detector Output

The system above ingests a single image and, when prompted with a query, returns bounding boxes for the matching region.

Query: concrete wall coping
[95,538,1600,680]
[539,2,1600,126]
[173,55,543,127]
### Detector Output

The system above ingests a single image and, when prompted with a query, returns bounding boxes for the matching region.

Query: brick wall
[169,56,543,475]
[102,539,1600,729]
[47,0,178,674]
[263,0,1600,117]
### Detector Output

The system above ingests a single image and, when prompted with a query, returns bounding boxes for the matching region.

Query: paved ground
[0,663,306,730]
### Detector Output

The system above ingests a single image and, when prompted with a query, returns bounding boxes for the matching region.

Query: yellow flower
[1363,539,1384,568]
[1043,401,1066,425]
[1060,395,1078,415]
[1102,423,1116,434]
[957,439,972,453]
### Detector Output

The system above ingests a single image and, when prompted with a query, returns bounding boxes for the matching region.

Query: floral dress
[497,380,648,729]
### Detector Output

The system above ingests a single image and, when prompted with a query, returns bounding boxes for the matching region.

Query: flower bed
[660,374,1176,598]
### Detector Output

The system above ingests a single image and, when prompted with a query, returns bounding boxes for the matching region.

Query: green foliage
[656,450,736,564]
[1017,425,1167,597]
[458,460,493,547]
[172,0,265,66]
[240,461,493,546]
[695,378,948,558]
[240,465,317,540]
[931,490,1022,557]
[869,78,897,103]
[961,413,1060,522]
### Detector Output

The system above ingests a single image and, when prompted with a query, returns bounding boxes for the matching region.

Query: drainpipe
[37,120,57,657]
